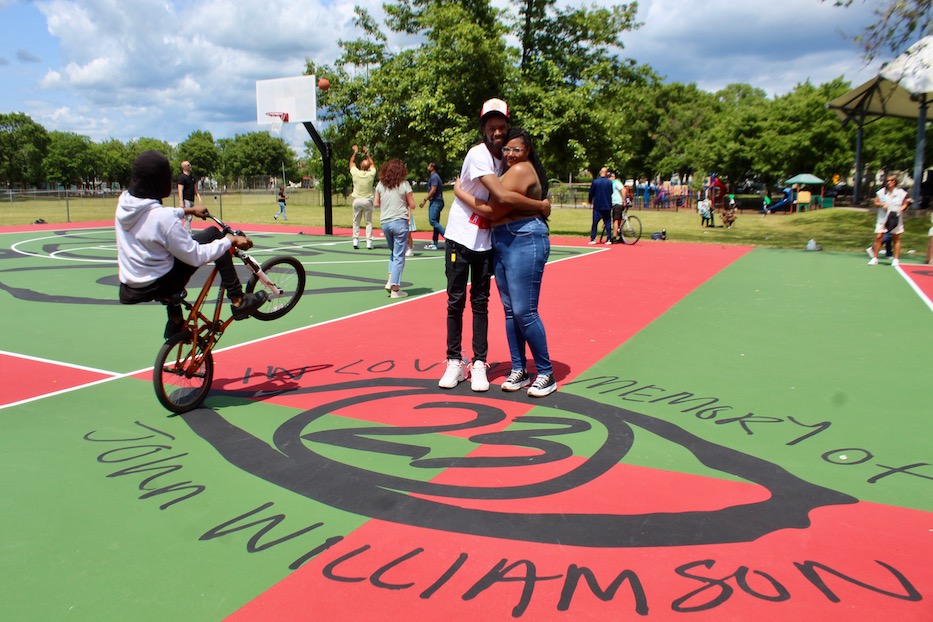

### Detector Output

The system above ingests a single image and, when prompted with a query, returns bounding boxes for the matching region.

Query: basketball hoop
[265,112,289,135]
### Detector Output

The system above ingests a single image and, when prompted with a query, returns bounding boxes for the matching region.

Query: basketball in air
[318,78,330,91]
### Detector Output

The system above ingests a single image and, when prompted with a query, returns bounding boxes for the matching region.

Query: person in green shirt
[350,145,377,249]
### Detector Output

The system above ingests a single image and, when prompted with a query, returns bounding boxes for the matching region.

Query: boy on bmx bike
[115,150,267,336]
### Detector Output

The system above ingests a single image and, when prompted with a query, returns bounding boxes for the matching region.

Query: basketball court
[1,219,931,621]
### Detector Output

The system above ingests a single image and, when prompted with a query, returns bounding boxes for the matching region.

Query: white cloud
[3,0,895,149]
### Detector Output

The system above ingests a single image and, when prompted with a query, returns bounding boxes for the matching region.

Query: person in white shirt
[438,98,549,392]
[116,151,266,338]
[868,174,911,266]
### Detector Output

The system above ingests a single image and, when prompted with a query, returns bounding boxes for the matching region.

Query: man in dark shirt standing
[588,166,613,244]
[175,160,201,234]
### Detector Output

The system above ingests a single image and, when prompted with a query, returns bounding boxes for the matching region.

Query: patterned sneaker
[470,360,489,392]
[501,369,530,392]
[527,373,557,397]
[423,244,437,250]
[438,359,466,389]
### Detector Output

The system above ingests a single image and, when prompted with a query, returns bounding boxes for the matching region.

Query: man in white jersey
[438,98,550,391]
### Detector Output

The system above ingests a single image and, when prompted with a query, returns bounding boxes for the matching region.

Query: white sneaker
[527,373,557,397]
[353,239,359,249]
[892,258,900,267]
[587,240,597,245]
[390,289,408,298]
[366,240,373,250]
[405,248,414,257]
[424,244,437,250]
[385,280,392,292]
[470,361,489,392]
[438,359,466,389]
[501,369,530,392]
[865,247,874,258]
[868,257,878,265]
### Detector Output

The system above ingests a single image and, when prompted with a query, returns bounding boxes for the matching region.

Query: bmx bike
[153,214,306,413]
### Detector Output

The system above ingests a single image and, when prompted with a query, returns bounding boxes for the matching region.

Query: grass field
[3,187,932,256]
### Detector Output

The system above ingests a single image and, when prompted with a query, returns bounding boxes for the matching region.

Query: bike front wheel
[620,215,642,245]
[246,255,306,321]
[153,332,214,413]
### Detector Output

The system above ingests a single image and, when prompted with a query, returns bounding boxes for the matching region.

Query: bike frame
[169,214,278,379]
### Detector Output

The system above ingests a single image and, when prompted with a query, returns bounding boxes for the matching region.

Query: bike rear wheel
[620,215,642,245]
[153,332,214,413]
[246,256,306,321]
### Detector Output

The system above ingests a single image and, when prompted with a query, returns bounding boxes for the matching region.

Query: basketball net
[265,112,289,135]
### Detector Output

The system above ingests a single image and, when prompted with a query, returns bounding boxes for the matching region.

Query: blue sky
[0,0,883,153]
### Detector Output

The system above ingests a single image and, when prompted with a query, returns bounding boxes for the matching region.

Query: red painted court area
[0,352,113,406]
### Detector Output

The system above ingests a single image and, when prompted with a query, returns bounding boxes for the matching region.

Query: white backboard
[256,75,317,125]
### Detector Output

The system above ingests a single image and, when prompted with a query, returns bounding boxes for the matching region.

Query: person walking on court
[868,174,911,266]
[350,145,376,249]
[588,167,612,244]
[438,98,549,392]
[274,186,287,220]
[175,160,201,234]
[421,162,445,250]
[375,159,415,298]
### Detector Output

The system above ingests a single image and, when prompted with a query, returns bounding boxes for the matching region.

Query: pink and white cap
[480,98,509,121]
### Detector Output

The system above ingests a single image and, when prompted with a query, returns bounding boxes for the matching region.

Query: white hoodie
[115,191,231,286]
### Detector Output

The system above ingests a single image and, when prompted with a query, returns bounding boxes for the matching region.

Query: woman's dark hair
[505,127,549,199]
[378,159,408,189]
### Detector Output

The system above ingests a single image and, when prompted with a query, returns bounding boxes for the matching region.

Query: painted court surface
[1,221,931,621]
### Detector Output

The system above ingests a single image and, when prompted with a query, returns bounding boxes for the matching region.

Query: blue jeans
[382,218,409,286]
[492,217,552,376]
[428,199,445,245]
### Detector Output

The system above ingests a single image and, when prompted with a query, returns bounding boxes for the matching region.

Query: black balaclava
[128,150,172,200]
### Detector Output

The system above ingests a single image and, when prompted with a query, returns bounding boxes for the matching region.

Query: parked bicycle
[153,214,306,413]
[617,207,642,244]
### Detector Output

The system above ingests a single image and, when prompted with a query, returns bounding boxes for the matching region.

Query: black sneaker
[527,373,557,397]
[501,369,530,392]
[231,291,268,320]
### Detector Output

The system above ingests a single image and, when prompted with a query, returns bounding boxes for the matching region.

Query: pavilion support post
[853,107,865,205]
[912,94,927,206]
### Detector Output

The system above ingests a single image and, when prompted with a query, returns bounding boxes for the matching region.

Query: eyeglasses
[501,147,525,154]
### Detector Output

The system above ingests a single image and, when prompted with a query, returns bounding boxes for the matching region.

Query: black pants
[445,239,493,362]
[119,227,243,322]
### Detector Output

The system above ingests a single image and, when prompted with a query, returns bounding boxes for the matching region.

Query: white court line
[0,349,122,377]
[897,265,933,313]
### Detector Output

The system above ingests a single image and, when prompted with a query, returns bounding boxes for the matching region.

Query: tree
[176,130,221,180]
[43,131,95,189]
[826,0,933,59]
[224,132,297,186]
[0,112,50,188]
[95,139,131,188]
[514,0,640,84]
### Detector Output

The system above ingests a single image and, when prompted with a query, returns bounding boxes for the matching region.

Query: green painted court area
[1,222,931,621]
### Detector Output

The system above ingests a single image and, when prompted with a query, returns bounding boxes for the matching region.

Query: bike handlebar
[204,212,244,237]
